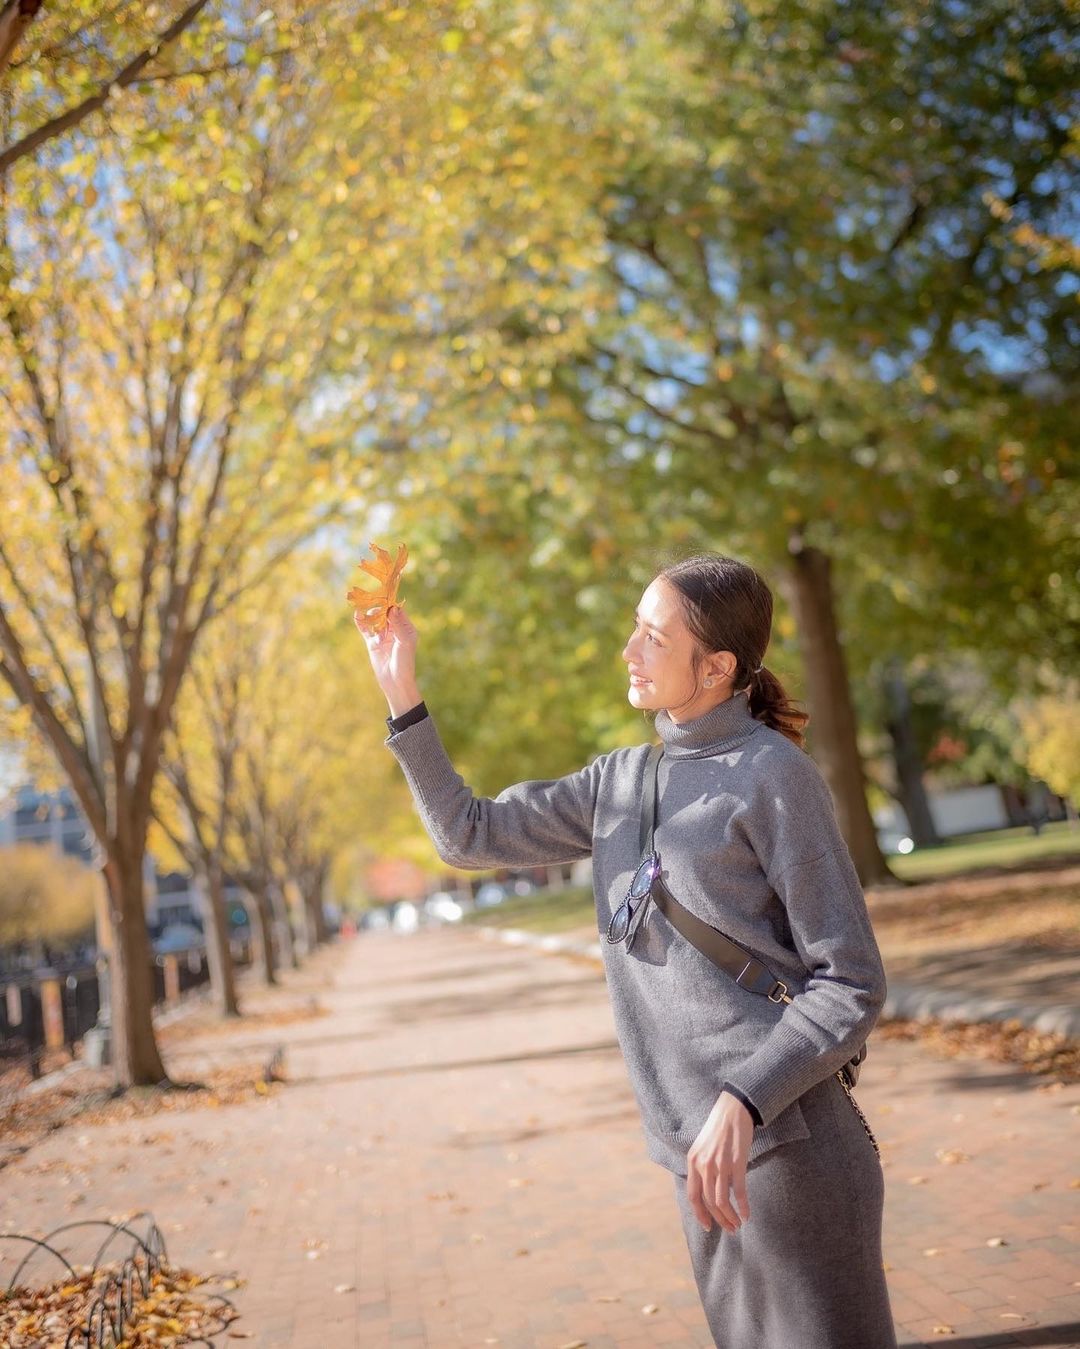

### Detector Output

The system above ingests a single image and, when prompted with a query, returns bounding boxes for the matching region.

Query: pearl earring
[704,678,713,687]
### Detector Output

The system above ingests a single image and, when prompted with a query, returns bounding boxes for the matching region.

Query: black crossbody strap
[639,742,662,856]
[640,743,791,1003]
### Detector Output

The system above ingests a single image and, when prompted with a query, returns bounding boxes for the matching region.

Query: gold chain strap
[835,1069,882,1163]
[775,990,881,1164]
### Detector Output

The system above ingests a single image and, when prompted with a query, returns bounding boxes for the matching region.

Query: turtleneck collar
[652,687,761,759]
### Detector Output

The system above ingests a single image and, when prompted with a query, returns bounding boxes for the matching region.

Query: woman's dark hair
[656,552,810,749]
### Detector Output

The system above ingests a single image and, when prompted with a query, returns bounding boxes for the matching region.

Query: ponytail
[746,665,810,749]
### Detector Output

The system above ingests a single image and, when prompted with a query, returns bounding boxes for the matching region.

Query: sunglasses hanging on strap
[638,742,868,1092]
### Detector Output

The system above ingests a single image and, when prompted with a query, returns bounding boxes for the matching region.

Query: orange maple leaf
[347,541,409,634]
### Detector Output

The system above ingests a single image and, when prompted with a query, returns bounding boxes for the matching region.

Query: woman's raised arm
[356,603,604,869]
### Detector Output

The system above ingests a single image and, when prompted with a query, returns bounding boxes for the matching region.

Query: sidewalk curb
[879,982,1080,1039]
[473,924,1080,1039]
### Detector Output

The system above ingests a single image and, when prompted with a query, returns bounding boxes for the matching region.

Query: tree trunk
[782,536,894,887]
[302,868,330,947]
[268,879,298,969]
[882,657,940,848]
[193,862,240,1017]
[286,878,315,958]
[300,895,319,954]
[103,846,168,1086]
[243,889,277,986]
[998,783,1029,826]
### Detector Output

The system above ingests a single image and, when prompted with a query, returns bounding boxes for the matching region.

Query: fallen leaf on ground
[0,1262,242,1346]
[1,1063,284,1167]
[876,1014,1079,1084]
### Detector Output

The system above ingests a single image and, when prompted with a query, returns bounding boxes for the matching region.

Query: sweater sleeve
[385,699,430,734]
[384,709,606,869]
[721,750,888,1128]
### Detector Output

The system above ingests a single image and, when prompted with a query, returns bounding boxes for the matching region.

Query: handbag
[638,742,869,1092]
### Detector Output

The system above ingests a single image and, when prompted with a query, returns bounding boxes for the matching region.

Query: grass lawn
[888,819,1080,881]
[460,885,595,933]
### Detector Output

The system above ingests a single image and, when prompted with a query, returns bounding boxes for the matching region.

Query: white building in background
[873,783,1013,842]
[0,784,97,863]
[0,784,203,932]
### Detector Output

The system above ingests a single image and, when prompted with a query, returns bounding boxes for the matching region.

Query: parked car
[423,892,464,923]
[390,901,419,933]
[152,922,206,954]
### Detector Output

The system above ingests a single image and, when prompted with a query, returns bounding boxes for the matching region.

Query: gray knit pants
[672,1071,899,1349]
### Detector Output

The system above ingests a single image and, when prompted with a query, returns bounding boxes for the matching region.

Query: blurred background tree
[1017,685,1080,815]
[0,843,97,955]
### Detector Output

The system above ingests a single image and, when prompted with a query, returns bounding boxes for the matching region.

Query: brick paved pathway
[1,929,1078,1348]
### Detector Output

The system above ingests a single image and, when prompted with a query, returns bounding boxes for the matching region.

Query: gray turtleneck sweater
[383,691,887,1175]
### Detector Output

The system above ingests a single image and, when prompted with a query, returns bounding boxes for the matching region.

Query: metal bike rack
[0,1212,239,1347]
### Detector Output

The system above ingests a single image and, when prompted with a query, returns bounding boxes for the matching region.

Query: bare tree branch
[0,607,106,840]
[0,0,213,174]
[129,48,295,86]
[601,371,730,447]
[0,535,89,747]
[0,0,43,79]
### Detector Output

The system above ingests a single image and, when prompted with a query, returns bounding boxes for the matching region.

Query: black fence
[1,966,101,1082]
[1,939,252,1084]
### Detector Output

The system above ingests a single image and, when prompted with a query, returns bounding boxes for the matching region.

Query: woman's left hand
[685,1091,754,1233]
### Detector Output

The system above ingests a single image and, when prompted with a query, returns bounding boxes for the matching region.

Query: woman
[356,552,898,1349]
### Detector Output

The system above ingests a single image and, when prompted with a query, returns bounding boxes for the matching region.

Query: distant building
[0,784,96,866]
[873,780,1068,843]
[0,784,217,933]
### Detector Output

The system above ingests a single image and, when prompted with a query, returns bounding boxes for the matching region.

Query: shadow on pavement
[164,1026,383,1060]
[447,1105,641,1149]
[888,943,1080,1003]
[285,1036,622,1088]
[378,974,597,1025]
[930,1066,1065,1092]
[899,1323,1080,1348]
[338,952,540,989]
